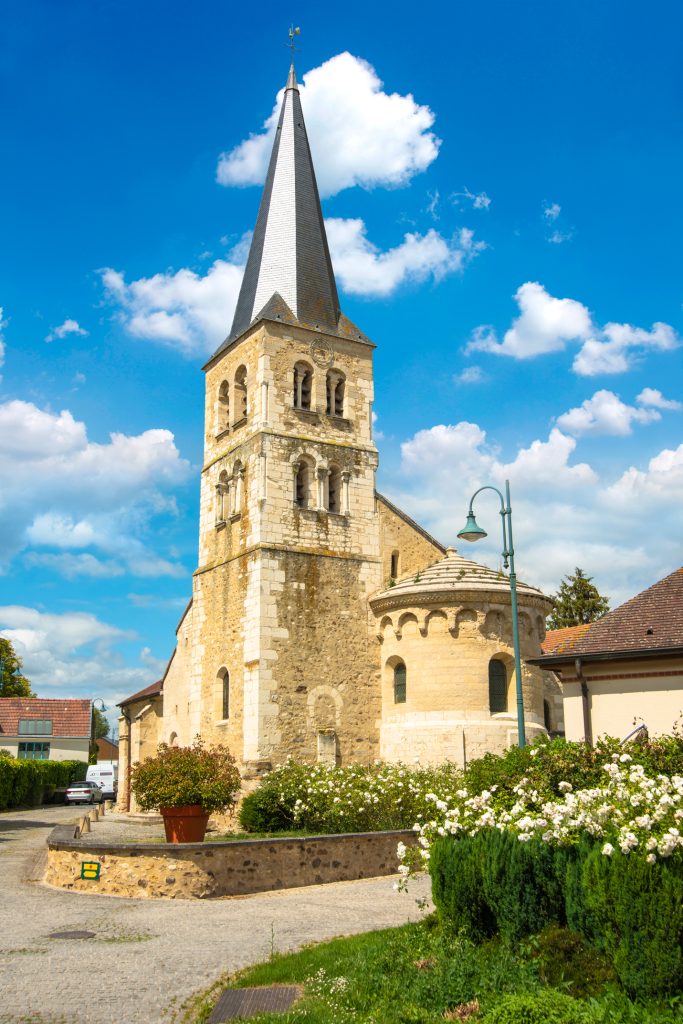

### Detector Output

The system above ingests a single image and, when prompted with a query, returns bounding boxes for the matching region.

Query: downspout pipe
[575,658,593,746]
[120,707,132,812]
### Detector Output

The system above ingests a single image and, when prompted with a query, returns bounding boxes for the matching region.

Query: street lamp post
[457,479,526,749]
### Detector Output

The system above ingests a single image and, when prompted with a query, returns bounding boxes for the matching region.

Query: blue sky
[1,0,681,730]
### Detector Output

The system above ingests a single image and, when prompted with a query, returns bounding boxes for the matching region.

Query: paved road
[0,806,431,1024]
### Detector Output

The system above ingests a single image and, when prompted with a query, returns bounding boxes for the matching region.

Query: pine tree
[0,637,35,697]
[547,568,610,629]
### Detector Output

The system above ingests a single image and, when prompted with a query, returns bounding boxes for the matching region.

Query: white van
[86,762,118,800]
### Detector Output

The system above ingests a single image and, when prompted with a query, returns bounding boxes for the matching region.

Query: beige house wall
[560,655,683,742]
[0,737,90,761]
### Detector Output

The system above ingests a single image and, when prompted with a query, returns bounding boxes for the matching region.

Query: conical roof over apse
[370,548,551,612]
[210,64,370,363]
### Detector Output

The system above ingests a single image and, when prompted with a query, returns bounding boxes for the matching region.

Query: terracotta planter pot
[160,804,210,843]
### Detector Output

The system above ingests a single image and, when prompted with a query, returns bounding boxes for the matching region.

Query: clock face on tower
[309,337,334,368]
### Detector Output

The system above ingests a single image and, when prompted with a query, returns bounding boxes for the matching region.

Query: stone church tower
[160,62,390,775]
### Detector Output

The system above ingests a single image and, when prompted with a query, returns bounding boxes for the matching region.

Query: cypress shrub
[481,832,565,941]
[430,834,496,940]
[580,846,683,997]
[564,835,607,948]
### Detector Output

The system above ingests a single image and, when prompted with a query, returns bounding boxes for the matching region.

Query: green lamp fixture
[457,512,487,542]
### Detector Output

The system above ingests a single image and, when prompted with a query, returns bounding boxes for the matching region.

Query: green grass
[206,829,309,842]
[176,919,683,1024]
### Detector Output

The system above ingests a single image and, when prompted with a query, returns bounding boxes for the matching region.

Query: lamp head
[457,512,487,543]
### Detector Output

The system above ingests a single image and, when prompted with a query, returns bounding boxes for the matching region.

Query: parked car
[65,781,104,805]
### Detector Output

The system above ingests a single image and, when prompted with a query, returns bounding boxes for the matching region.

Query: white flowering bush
[239,758,460,834]
[401,753,683,879]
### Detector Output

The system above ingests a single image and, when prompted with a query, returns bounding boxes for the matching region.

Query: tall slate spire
[223,64,342,349]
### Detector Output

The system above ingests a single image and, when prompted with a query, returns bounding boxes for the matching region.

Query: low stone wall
[46,823,417,899]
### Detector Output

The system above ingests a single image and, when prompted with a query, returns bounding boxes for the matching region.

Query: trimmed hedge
[430,831,683,998]
[0,755,87,810]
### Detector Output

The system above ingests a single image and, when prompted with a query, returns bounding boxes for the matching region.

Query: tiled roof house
[530,568,683,742]
[0,698,92,761]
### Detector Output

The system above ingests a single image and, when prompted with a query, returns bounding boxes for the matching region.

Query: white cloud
[605,443,683,506]
[467,281,680,375]
[326,220,484,297]
[543,202,561,221]
[573,321,680,376]
[386,418,681,605]
[0,605,161,707]
[217,52,440,198]
[451,187,492,211]
[547,229,574,245]
[101,259,244,356]
[0,400,191,575]
[46,319,88,343]
[0,306,6,370]
[400,422,596,492]
[23,552,125,579]
[104,218,484,351]
[555,389,667,436]
[637,387,683,411]
[467,282,592,359]
[454,365,487,385]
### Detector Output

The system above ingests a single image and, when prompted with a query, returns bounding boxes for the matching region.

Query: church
[117,61,561,808]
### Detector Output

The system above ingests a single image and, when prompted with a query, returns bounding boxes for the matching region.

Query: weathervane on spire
[287,25,301,62]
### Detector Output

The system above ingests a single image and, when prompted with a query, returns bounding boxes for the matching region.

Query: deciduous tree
[0,638,35,698]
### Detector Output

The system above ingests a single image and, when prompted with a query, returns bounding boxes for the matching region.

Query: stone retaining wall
[46,824,417,899]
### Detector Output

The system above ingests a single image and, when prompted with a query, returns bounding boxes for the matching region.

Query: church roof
[118,680,163,709]
[535,568,683,664]
[370,547,550,610]
[211,64,370,362]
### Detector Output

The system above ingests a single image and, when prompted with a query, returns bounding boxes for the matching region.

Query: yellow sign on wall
[80,861,101,880]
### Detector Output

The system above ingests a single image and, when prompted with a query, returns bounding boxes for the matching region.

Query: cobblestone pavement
[0,805,432,1024]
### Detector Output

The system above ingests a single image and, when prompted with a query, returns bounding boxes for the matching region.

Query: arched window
[328,465,341,513]
[216,668,230,721]
[231,460,244,514]
[222,671,230,720]
[217,380,230,434]
[234,366,247,423]
[293,362,313,410]
[215,469,229,523]
[393,662,407,704]
[544,700,552,732]
[293,460,311,508]
[326,371,345,417]
[390,550,400,579]
[488,658,508,713]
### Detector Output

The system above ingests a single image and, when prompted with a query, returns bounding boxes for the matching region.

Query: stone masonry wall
[377,496,445,587]
[377,595,550,765]
[46,827,417,899]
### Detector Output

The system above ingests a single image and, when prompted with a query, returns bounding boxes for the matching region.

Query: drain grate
[208,986,300,1022]
[48,930,97,940]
